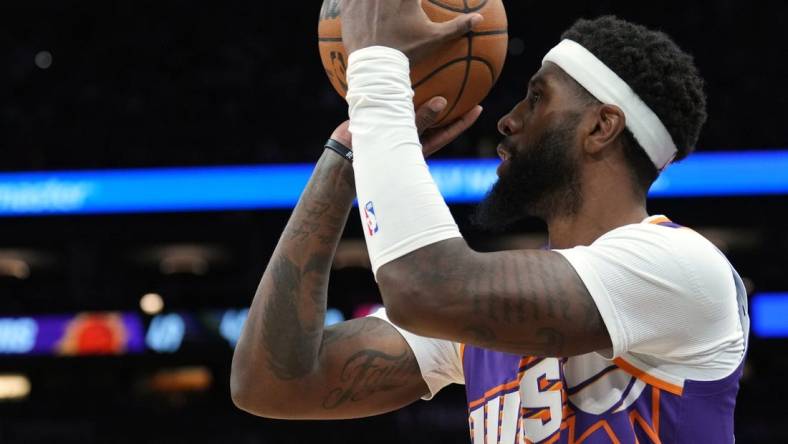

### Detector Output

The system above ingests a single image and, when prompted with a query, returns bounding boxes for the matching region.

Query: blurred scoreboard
[0,310,238,356]
[0,313,143,356]
[0,306,358,356]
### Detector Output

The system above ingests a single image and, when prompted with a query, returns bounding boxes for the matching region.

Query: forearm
[348,47,462,276]
[232,151,354,395]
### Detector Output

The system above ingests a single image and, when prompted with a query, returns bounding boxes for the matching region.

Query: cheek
[512,127,542,158]
[519,113,548,143]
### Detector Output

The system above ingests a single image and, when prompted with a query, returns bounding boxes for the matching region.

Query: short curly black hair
[561,16,707,193]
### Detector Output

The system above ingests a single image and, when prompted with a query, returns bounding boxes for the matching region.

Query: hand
[417,98,483,157]
[340,0,483,62]
[331,96,482,158]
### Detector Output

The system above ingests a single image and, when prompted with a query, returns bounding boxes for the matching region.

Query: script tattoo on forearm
[259,153,355,380]
[321,348,420,409]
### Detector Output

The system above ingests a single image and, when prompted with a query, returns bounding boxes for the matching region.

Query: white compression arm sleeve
[346,46,462,276]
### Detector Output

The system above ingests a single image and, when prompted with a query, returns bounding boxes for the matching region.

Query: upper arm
[379,226,741,364]
[233,316,429,420]
[377,238,611,357]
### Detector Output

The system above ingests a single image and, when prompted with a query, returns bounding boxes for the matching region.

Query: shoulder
[599,223,734,310]
[556,220,739,329]
[556,221,745,371]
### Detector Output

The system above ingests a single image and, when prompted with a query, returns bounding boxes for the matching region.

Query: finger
[422,105,483,157]
[434,13,484,42]
[415,97,448,135]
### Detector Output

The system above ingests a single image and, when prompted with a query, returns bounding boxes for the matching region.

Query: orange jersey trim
[613,358,684,395]
[468,379,522,409]
[647,216,672,225]
[467,356,533,410]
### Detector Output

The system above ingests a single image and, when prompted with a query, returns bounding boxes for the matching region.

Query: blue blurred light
[0,318,37,354]
[325,308,345,327]
[0,150,785,217]
[146,314,186,353]
[752,293,788,338]
[649,151,788,197]
[219,309,249,347]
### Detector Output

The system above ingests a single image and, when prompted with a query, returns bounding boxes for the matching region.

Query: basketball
[318,0,508,127]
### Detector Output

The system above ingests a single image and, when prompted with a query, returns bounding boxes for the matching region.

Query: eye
[529,91,542,107]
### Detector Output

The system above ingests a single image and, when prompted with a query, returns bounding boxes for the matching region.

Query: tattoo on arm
[262,255,323,380]
[464,248,605,355]
[235,151,428,417]
[253,153,356,380]
[318,318,423,410]
[321,349,420,409]
[380,239,609,357]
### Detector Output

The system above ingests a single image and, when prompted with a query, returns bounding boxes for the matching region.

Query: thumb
[415,97,448,134]
[435,13,483,42]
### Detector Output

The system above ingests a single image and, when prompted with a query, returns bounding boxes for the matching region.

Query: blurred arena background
[0,1,786,442]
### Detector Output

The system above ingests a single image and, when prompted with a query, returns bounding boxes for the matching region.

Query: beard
[472,113,583,232]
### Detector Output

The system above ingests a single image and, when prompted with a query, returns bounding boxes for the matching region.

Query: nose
[497,111,522,136]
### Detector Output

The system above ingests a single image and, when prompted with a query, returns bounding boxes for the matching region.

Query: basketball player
[231,3,749,442]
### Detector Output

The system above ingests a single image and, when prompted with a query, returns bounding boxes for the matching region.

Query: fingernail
[430,97,447,112]
[470,14,484,27]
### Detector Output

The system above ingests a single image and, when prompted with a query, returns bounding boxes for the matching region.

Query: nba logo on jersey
[363,201,379,236]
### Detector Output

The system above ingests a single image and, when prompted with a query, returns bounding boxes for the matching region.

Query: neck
[546,185,648,250]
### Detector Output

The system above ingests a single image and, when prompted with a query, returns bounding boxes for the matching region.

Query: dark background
[0,0,786,443]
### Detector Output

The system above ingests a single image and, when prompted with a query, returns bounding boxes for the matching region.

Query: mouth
[496,147,511,177]
[497,137,519,160]
[496,141,515,176]
[496,144,511,161]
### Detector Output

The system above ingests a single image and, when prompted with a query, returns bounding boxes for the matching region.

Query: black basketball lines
[328,51,349,93]
[413,1,506,124]
[427,0,489,13]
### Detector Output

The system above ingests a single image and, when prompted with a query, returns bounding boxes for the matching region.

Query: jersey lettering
[519,358,562,442]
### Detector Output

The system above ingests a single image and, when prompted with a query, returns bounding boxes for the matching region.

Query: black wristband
[324,138,353,163]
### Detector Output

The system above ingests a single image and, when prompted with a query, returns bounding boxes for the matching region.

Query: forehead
[529,62,590,108]
[530,62,576,93]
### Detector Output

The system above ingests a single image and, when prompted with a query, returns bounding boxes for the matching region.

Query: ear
[583,104,627,155]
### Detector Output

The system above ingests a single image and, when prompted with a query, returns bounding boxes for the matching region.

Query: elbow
[377,263,440,336]
[230,384,249,414]
[229,358,277,418]
[230,360,312,420]
[376,239,472,337]
[230,365,261,416]
[230,374,285,419]
[383,297,417,333]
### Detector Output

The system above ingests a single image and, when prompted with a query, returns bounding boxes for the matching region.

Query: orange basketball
[318,0,508,127]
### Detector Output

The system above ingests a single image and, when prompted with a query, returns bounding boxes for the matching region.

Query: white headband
[543,39,677,171]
